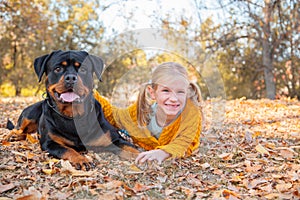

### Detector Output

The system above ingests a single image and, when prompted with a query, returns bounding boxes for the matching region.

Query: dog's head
[34,50,103,117]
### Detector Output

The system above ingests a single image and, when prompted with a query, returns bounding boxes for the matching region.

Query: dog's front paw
[72,156,95,171]
[61,150,94,171]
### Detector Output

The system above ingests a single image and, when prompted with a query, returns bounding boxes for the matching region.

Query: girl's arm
[156,100,202,158]
[93,90,118,127]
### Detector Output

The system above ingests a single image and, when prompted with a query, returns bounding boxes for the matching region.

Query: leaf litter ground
[0,97,299,199]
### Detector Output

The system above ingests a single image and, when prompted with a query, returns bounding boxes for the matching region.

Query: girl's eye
[54,67,63,73]
[79,67,86,74]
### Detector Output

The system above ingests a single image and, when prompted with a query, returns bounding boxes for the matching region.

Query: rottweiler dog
[5,50,139,170]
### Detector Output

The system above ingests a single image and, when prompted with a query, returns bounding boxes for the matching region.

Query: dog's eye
[54,67,63,73]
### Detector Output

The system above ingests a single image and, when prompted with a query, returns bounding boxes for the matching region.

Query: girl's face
[149,78,189,125]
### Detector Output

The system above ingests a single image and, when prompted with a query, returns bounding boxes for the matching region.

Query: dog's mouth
[54,91,84,103]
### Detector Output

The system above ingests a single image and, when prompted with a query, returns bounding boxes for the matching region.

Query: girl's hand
[135,149,170,165]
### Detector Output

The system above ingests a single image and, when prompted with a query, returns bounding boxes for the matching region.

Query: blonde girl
[94,62,202,164]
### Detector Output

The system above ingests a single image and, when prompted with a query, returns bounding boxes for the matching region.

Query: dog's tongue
[60,92,80,102]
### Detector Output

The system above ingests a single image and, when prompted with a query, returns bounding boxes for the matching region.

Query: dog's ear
[34,50,61,82]
[86,55,104,81]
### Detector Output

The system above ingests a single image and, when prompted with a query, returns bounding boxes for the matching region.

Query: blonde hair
[137,62,202,127]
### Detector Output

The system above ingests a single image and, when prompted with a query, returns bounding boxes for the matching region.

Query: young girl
[94,62,202,164]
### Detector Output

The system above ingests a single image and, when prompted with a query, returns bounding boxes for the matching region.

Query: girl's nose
[169,91,178,101]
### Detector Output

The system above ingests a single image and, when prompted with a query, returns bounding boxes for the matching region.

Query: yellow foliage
[21,87,40,96]
[0,83,43,97]
[5,63,14,70]
[0,83,15,97]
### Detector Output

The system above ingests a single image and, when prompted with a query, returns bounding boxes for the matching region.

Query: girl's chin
[163,108,181,116]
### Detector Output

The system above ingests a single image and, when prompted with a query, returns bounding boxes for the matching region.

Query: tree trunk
[15,87,21,96]
[262,40,276,99]
[262,0,276,99]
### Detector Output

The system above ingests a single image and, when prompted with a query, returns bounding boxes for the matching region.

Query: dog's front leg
[41,133,94,170]
[86,130,140,159]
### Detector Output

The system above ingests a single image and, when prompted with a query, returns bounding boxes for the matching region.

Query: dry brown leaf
[275,182,293,192]
[126,163,144,174]
[213,168,223,175]
[60,160,94,176]
[41,168,55,175]
[157,175,167,183]
[98,180,123,190]
[201,162,210,169]
[1,140,11,146]
[133,183,151,192]
[0,183,16,193]
[26,152,35,160]
[26,134,38,144]
[255,144,270,156]
[247,178,268,189]
[264,193,280,199]
[231,174,243,182]
[180,186,195,198]
[15,186,43,200]
[222,189,241,199]
[218,152,234,160]
[245,164,262,172]
[278,148,297,160]
[165,189,175,196]
[187,177,202,187]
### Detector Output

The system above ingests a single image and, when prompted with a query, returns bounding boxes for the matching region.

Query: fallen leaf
[247,178,268,189]
[98,180,123,190]
[42,168,55,175]
[1,140,11,146]
[278,148,297,160]
[264,193,279,199]
[180,186,195,198]
[265,142,276,149]
[15,186,43,200]
[255,144,270,156]
[26,152,35,160]
[133,183,151,192]
[187,177,202,187]
[126,163,144,174]
[165,189,175,196]
[60,160,93,176]
[201,162,210,169]
[26,134,38,144]
[218,152,234,161]
[245,164,262,172]
[157,175,167,183]
[222,189,241,199]
[0,183,16,193]
[275,183,292,192]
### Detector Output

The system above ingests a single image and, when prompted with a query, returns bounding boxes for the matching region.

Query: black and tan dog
[5,50,139,170]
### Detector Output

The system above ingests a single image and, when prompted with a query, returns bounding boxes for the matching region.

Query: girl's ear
[147,85,156,100]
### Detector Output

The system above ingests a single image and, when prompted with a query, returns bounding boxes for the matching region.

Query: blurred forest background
[0,0,299,100]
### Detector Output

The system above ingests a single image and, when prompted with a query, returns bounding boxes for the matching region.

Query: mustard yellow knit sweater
[94,91,202,158]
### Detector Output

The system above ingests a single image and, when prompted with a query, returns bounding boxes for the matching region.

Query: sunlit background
[0,0,299,100]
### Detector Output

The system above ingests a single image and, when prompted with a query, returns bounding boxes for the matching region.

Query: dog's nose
[64,74,77,85]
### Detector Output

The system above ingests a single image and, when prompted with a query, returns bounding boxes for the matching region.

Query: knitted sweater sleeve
[156,101,202,158]
[93,90,118,127]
